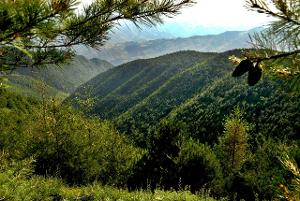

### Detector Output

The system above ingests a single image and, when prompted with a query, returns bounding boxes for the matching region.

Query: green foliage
[216,108,249,174]
[2,46,300,200]
[0,76,9,89]
[213,109,252,200]
[69,51,213,120]
[0,90,142,185]
[115,50,237,141]
[5,55,114,100]
[238,137,291,200]
[71,49,300,147]
[0,150,219,201]
[64,49,300,199]
[170,76,300,144]
[7,77,69,100]
[29,101,142,185]
[0,154,64,200]
[178,139,223,194]
[280,154,300,200]
[128,119,184,190]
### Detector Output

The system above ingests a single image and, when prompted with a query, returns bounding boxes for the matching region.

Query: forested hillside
[6,55,113,98]
[70,51,217,118]
[72,49,298,145]
[66,49,300,200]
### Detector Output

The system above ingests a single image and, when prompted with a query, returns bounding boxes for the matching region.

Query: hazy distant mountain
[106,23,233,43]
[76,30,252,65]
[7,55,113,98]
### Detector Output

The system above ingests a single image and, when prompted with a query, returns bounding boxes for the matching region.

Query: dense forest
[65,49,300,200]
[70,50,299,145]
[0,87,219,200]
[2,47,300,200]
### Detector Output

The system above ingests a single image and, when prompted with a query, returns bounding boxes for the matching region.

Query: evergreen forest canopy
[1,0,300,200]
[70,50,299,145]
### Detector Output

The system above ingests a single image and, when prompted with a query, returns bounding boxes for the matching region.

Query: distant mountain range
[105,23,237,43]
[6,55,113,98]
[76,29,254,65]
[68,50,300,145]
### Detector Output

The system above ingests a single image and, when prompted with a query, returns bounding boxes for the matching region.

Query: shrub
[178,139,224,194]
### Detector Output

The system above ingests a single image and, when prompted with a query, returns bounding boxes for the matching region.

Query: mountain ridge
[76,30,251,65]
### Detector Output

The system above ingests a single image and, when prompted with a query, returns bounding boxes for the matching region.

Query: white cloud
[165,0,272,29]
[78,0,272,30]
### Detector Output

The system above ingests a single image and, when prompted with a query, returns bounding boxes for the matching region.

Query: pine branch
[0,0,193,70]
[254,49,300,62]
[249,1,300,26]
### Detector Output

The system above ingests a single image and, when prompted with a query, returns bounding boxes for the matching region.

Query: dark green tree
[0,0,193,71]
[127,119,184,190]
[178,139,223,194]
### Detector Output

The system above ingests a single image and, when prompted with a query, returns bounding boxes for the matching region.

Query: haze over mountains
[3,18,300,200]
[106,23,245,43]
[76,28,255,65]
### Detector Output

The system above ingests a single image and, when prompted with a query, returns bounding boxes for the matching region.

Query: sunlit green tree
[217,108,249,174]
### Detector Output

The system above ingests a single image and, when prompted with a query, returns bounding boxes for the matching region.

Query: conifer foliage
[0,0,193,71]
[232,0,300,86]
[217,109,249,174]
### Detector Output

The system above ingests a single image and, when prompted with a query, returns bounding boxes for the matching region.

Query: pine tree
[0,0,193,71]
[232,0,300,87]
[217,108,249,174]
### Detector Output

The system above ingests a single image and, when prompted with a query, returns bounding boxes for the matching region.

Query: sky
[79,0,272,33]
[81,0,270,29]
[164,0,271,30]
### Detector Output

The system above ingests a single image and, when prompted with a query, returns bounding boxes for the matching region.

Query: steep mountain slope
[76,30,250,65]
[167,77,300,143]
[70,50,299,146]
[7,55,113,98]
[114,50,241,138]
[70,51,215,116]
